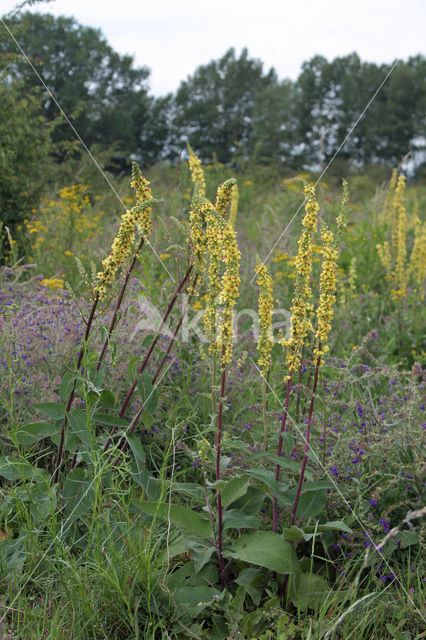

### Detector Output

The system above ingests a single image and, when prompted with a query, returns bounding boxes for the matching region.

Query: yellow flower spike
[336,179,348,245]
[130,161,153,236]
[189,189,208,270]
[203,202,224,353]
[348,257,357,295]
[314,224,339,359]
[409,217,426,298]
[256,261,274,376]
[95,191,154,299]
[391,175,406,255]
[382,168,398,222]
[282,184,319,376]
[228,183,239,228]
[214,178,237,218]
[217,221,241,365]
[187,144,206,198]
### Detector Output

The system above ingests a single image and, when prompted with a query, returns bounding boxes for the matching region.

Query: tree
[0,12,167,164]
[172,47,277,163]
[0,55,54,233]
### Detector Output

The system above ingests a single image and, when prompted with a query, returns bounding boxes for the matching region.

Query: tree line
[1,11,426,174]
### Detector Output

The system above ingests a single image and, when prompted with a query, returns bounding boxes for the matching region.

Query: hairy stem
[96,237,144,371]
[216,350,226,590]
[273,374,293,532]
[118,262,193,418]
[291,353,321,526]
[53,294,99,483]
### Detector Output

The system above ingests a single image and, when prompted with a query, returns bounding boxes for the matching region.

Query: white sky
[2,0,426,95]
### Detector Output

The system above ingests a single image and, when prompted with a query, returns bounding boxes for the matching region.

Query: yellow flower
[256,261,274,375]
[314,224,338,359]
[228,183,239,228]
[96,164,154,299]
[187,145,206,198]
[282,185,319,376]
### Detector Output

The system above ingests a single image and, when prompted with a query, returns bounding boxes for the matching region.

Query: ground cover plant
[0,152,425,639]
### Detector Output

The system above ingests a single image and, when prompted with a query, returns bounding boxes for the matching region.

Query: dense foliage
[1,12,426,170]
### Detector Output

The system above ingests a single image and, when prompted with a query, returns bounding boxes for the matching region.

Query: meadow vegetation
[0,151,424,639]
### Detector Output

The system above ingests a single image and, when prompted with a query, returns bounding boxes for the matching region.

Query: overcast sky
[2,0,426,95]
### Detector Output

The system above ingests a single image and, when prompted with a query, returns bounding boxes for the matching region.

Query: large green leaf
[15,422,58,446]
[129,464,161,500]
[58,372,75,402]
[92,413,128,428]
[68,409,91,446]
[291,573,330,611]
[287,488,327,520]
[173,483,206,502]
[33,402,66,421]
[226,531,299,574]
[235,567,267,606]
[137,374,159,413]
[306,521,352,534]
[221,475,250,508]
[136,502,212,538]
[222,509,260,530]
[0,457,49,482]
[232,486,266,515]
[62,468,95,519]
[244,468,288,496]
[126,433,146,468]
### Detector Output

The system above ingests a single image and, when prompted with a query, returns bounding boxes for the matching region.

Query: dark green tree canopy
[0,12,169,164]
[172,47,278,163]
[1,11,425,171]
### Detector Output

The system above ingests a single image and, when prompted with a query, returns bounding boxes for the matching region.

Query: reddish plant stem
[53,294,99,483]
[216,351,227,590]
[102,263,194,454]
[118,262,193,418]
[272,373,293,533]
[290,353,321,526]
[108,273,199,462]
[68,239,146,472]
[152,273,199,385]
[96,237,144,371]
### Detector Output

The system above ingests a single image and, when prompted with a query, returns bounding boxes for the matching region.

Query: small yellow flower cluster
[256,261,274,376]
[218,223,241,365]
[41,277,65,290]
[336,179,348,245]
[228,183,239,228]
[394,177,408,296]
[188,144,206,198]
[130,161,153,237]
[26,184,105,279]
[381,168,398,222]
[314,225,338,359]
[214,178,236,218]
[189,191,207,266]
[377,172,425,300]
[409,216,426,298]
[197,437,211,462]
[96,167,154,299]
[282,185,319,377]
[203,202,224,352]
